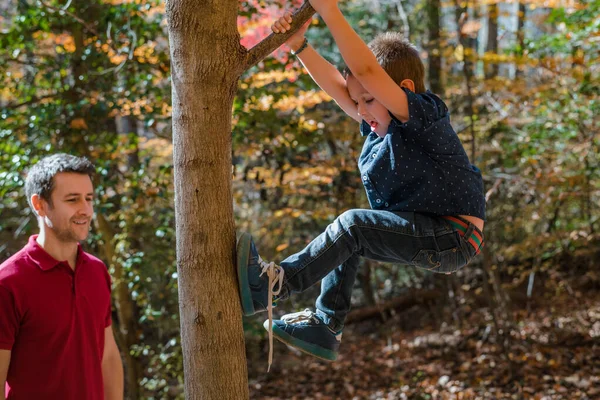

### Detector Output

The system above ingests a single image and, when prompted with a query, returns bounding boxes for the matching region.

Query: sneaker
[265,309,342,362]
[236,232,284,316]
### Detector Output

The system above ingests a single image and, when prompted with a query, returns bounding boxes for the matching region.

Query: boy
[0,154,124,399]
[237,0,485,369]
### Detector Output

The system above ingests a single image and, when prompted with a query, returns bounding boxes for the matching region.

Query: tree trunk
[166,2,248,397]
[516,1,526,78]
[115,115,143,399]
[454,0,477,161]
[426,0,443,94]
[96,213,141,400]
[485,2,499,79]
[166,1,314,396]
[357,260,377,307]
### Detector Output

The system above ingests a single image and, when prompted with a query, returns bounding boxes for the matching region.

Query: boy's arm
[295,45,361,123]
[311,1,410,122]
[273,13,360,123]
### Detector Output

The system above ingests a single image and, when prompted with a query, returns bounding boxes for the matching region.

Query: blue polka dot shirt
[357,88,486,220]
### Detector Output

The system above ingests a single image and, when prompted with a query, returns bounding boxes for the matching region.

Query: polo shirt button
[376,199,382,203]
[363,175,368,181]
[372,153,377,158]
[385,202,389,207]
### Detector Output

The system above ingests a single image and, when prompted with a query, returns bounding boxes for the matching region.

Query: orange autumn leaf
[275,243,289,252]
[70,118,88,130]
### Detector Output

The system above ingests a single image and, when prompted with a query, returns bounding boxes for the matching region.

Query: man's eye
[366,99,374,103]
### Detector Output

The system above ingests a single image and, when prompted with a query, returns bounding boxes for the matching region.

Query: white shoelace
[281,309,343,341]
[258,256,284,372]
[281,308,317,324]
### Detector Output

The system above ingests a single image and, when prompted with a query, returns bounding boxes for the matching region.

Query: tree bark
[516,1,526,78]
[485,2,499,79]
[426,0,443,94]
[96,213,141,400]
[454,0,477,161]
[167,2,248,396]
[165,1,314,397]
[357,260,376,307]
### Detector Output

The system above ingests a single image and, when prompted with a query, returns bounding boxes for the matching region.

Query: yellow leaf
[275,243,289,252]
[70,118,88,130]
[454,45,464,62]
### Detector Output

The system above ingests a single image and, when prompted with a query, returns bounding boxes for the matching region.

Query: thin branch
[5,58,40,67]
[90,18,137,76]
[453,0,477,161]
[393,0,410,39]
[242,2,315,72]
[38,0,99,36]
[3,93,58,110]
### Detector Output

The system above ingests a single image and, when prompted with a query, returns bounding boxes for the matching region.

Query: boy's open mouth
[370,121,379,131]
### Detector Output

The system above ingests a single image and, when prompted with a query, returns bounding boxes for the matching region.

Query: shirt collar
[26,235,88,271]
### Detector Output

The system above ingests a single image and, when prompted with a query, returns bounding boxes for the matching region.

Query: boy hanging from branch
[237,0,486,370]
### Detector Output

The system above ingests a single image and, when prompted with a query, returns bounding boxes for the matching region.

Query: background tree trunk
[426,0,443,94]
[516,1,526,78]
[96,213,141,400]
[485,2,499,79]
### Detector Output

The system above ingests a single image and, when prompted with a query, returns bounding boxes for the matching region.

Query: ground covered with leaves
[249,290,600,399]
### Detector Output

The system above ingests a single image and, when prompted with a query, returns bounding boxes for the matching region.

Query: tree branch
[242,2,315,72]
[39,0,99,36]
[2,93,58,110]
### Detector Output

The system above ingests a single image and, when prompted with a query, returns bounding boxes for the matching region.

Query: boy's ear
[400,79,415,93]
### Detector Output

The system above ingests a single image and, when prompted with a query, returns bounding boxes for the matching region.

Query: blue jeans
[279,210,479,332]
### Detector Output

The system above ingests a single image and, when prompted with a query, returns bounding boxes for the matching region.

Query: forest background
[0,0,598,398]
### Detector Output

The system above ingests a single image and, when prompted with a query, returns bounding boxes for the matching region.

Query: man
[0,154,124,399]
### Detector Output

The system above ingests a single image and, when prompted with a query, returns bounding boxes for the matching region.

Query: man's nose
[81,200,93,216]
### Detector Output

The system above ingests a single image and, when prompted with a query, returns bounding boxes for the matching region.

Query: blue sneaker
[265,309,342,362]
[236,232,284,316]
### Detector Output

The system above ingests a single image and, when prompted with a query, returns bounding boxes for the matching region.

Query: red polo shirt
[0,236,112,400]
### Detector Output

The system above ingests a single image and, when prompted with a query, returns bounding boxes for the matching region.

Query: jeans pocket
[411,247,465,274]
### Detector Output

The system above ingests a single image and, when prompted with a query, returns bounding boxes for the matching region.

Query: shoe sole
[269,322,338,362]
[236,232,255,316]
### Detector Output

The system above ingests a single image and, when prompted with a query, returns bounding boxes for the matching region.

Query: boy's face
[346,75,391,137]
[34,172,94,244]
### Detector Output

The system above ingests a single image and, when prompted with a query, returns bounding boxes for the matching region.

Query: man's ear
[31,194,46,217]
[400,79,415,93]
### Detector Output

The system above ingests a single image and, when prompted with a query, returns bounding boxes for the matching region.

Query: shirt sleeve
[103,267,113,328]
[0,285,19,350]
[389,89,464,155]
[391,89,449,130]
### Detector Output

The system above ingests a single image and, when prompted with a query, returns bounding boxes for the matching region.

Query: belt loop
[464,224,475,238]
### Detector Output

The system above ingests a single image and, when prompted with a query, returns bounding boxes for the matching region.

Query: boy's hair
[25,153,95,210]
[345,32,426,93]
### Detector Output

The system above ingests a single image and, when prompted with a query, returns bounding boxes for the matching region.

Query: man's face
[346,75,392,138]
[38,172,94,243]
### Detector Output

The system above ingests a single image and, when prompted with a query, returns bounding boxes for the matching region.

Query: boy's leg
[315,254,360,332]
[280,210,464,330]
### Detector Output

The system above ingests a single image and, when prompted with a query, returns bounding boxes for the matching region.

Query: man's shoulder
[81,250,105,267]
[0,247,34,285]
[80,250,110,276]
